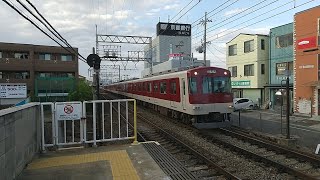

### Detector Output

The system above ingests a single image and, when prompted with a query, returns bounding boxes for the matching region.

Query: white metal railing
[82,99,137,146]
[54,101,83,146]
[41,99,137,150]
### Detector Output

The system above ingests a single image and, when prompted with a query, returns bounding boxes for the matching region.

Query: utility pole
[200,12,211,66]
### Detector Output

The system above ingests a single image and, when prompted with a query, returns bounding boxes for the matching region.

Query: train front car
[187,67,233,128]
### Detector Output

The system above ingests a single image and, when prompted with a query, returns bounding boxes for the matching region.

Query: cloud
[164,4,180,10]
[150,8,161,13]
[224,8,248,17]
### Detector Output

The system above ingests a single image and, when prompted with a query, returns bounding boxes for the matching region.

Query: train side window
[148,82,152,93]
[170,81,176,94]
[160,82,167,94]
[154,83,158,92]
[188,77,197,94]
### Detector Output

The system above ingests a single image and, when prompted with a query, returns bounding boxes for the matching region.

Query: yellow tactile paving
[27,150,140,180]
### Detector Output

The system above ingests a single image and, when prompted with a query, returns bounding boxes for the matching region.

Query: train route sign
[56,102,82,121]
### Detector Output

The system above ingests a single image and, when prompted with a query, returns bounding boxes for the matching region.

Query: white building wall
[144,35,191,69]
[226,34,269,89]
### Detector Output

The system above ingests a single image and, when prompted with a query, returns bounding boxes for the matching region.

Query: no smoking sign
[64,105,74,114]
[56,102,82,121]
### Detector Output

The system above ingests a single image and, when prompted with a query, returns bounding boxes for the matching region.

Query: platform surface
[17,143,170,180]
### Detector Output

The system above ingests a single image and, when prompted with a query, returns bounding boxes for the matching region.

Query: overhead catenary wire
[3,0,87,63]
[131,0,203,58]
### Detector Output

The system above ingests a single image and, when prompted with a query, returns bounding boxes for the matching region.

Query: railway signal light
[86,54,101,70]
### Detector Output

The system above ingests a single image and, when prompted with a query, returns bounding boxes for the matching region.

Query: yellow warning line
[28,150,139,180]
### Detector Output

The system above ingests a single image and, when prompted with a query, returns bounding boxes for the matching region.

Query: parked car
[232,98,255,111]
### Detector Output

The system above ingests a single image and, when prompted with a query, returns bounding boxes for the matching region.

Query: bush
[68,79,93,101]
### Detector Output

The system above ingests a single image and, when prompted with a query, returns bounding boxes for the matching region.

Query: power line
[170,0,194,22]
[210,43,225,55]
[193,0,279,38]
[191,0,234,26]
[207,46,226,65]
[173,0,202,23]
[17,0,85,62]
[3,0,86,62]
[130,0,203,60]
[193,0,315,47]
[193,0,288,40]
[207,0,240,20]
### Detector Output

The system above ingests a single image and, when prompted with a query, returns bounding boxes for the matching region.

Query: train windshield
[188,77,197,94]
[202,76,231,93]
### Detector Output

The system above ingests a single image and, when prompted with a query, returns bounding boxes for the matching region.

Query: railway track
[137,115,241,179]
[199,127,320,178]
[102,93,240,179]
[102,93,320,179]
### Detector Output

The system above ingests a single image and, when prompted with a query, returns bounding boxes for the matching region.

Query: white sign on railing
[56,102,82,121]
[0,83,27,98]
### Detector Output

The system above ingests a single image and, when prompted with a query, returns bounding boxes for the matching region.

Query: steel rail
[221,127,320,165]
[205,130,317,180]
[137,114,242,180]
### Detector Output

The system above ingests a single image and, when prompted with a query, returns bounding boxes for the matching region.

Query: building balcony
[0,58,33,70]
[33,59,77,72]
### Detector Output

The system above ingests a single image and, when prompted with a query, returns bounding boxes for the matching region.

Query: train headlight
[194,72,198,75]
[192,106,201,110]
[224,71,228,75]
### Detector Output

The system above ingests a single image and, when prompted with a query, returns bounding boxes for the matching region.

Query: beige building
[226,33,269,105]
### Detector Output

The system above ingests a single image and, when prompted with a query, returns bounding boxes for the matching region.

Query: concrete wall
[0,103,41,180]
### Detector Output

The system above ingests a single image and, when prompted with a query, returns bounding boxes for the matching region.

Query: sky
[0,0,319,81]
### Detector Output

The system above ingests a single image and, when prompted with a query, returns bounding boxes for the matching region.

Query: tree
[68,79,92,101]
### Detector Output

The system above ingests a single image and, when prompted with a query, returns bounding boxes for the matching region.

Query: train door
[182,78,186,110]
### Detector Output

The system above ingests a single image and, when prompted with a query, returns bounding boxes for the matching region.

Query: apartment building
[226,33,269,105]
[268,23,294,111]
[0,42,78,102]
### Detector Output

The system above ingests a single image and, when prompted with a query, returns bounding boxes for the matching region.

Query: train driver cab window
[213,77,231,93]
[188,77,197,94]
[170,81,177,94]
[160,82,167,94]
[202,77,213,94]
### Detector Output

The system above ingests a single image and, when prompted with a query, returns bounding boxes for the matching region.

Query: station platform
[16,142,172,180]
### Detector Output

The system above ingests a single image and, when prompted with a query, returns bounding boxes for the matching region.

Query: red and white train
[105,66,233,128]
